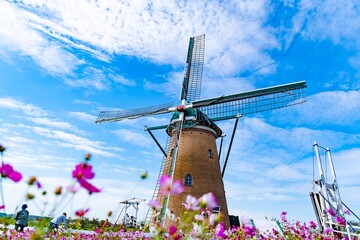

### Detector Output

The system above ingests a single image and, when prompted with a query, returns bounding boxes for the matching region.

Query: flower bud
[28,176,37,185]
[0,145,5,153]
[55,186,62,195]
[107,210,112,217]
[26,193,35,200]
[85,153,92,161]
[140,171,148,180]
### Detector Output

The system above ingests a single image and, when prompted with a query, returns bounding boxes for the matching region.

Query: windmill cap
[21,204,28,209]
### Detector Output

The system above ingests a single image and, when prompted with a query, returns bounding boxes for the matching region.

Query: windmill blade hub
[176,105,185,112]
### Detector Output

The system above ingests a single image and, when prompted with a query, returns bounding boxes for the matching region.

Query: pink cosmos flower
[160,175,171,193]
[244,225,256,237]
[324,227,333,234]
[309,220,317,229]
[75,208,90,217]
[0,205,4,210]
[241,215,251,226]
[78,178,101,193]
[147,199,162,210]
[191,222,202,237]
[159,175,185,196]
[209,213,220,225]
[0,163,22,182]
[199,192,218,210]
[336,216,346,225]
[67,185,79,194]
[327,208,336,217]
[168,225,177,236]
[344,208,351,215]
[72,163,95,180]
[182,195,200,210]
[280,211,287,222]
[215,222,227,239]
[171,180,185,195]
[194,214,204,221]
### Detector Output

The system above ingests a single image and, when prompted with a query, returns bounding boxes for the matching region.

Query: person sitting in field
[14,204,29,232]
[49,212,67,231]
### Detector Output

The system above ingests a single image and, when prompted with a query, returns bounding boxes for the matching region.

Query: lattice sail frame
[181,34,205,102]
[96,81,306,124]
[194,81,306,121]
[95,102,174,124]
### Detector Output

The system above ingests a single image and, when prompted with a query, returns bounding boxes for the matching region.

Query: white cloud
[0,97,48,117]
[265,164,307,181]
[3,136,36,145]
[63,66,111,90]
[297,0,360,46]
[68,112,96,123]
[27,117,80,132]
[273,90,360,127]
[0,97,84,133]
[0,1,82,75]
[111,74,136,87]
[1,0,280,80]
[201,77,256,99]
[143,71,183,98]
[31,126,119,157]
[112,129,152,147]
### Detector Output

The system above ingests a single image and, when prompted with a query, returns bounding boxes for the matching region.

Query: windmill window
[208,149,213,159]
[213,206,221,214]
[184,174,192,186]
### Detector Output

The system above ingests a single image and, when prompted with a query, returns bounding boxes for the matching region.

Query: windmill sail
[193,81,306,121]
[95,102,174,123]
[180,34,205,102]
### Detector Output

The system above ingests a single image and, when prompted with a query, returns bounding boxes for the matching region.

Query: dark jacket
[15,209,29,226]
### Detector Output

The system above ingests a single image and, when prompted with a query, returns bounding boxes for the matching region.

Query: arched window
[184,174,192,186]
[208,149,213,159]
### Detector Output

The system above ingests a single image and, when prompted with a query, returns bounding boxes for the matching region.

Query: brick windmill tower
[96,35,306,227]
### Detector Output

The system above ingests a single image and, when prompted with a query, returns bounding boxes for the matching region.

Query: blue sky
[1,0,360,226]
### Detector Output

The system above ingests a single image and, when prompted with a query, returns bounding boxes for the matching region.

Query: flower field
[0,144,356,239]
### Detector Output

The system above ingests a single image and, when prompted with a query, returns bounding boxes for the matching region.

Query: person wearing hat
[14,204,29,232]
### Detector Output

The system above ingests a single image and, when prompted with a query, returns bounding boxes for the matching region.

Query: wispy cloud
[297,0,360,46]
[68,112,96,123]
[1,1,280,83]
[273,90,360,127]
[0,97,48,117]
[32,126,120,157]
[63,67,110,90]
[0,1,82,75]
[26,117,81,132]
[111,74,137,87]
[112,129,152,147]
[201,76,256,98]
[0,97,81,132]
[143,71,183,98]
[0,97,121,158]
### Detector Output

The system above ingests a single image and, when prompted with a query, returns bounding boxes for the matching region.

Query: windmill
[96,34,307,227]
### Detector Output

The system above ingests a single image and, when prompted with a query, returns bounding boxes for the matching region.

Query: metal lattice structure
[310,142,360,238]
[181,34,205,102]
[96,102,174,123]
[196,81,306,121]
